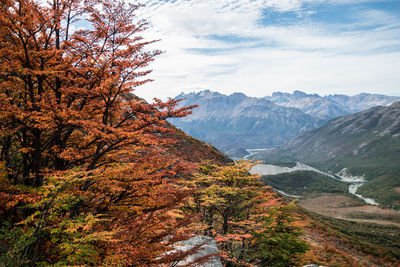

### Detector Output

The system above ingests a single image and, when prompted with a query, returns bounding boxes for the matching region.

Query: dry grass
[298,193,400,227]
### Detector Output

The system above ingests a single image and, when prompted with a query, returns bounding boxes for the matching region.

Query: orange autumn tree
[0,0,198,265]
[187,161,309,266]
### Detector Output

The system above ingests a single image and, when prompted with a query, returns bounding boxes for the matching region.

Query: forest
[0,0,310,265]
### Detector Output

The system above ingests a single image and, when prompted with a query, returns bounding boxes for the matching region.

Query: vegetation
[250,205,310,266]
[0,0,199,265]
[310,213,400,264]
[345,211,400,224]
[1,0,399,266]
[187,161,310,266]
[357,172,400,209]
[261,171,348,196]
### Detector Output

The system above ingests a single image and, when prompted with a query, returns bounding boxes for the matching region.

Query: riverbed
[250,162,379,205]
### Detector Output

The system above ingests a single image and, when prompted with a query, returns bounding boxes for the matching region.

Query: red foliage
[0,0,200,265]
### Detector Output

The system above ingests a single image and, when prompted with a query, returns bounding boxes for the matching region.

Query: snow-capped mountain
[266,90,400,120]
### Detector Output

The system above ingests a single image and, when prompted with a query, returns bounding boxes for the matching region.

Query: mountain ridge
[171,90,400,156]
[170,90,324,152]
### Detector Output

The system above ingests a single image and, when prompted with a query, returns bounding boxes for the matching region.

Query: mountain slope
[163,123,232,164]
[257,101,400,168]
[255,101,400,208]
[170,90,323,153]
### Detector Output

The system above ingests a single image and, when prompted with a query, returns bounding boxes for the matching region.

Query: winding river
[250,162,379,205]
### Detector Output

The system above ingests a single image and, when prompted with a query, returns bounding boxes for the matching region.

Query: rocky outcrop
[173,236,222,267]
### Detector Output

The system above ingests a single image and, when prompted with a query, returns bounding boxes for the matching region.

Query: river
[250,162,379,205]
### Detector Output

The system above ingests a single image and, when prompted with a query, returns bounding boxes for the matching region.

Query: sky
[131,0,400,101]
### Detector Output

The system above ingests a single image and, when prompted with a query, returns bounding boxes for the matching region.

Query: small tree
[188,161,309,266]
[189,161,264,235]
[250,204,310,266]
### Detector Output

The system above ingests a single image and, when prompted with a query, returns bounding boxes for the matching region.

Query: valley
[298,194,400,227]
[250,162,379,205]
[1,0,399,265]
[249,160,400,226]
[251,101,400,210]
[169,90,400,264]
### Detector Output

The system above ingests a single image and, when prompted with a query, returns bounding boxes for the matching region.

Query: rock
[174,235,222,267]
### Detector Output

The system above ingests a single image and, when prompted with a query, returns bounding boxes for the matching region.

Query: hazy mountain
[170,90,399,156]
[170,90,323,153]
[327,93,400,113]
[266,90,400,120]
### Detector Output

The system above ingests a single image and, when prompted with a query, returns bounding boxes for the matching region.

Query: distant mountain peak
[170,90,400,157]
[176,90,223,99]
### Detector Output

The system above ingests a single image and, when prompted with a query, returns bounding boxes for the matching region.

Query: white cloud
[131,0,400,101]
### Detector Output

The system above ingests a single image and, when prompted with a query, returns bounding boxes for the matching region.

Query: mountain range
[267,90,400,119]
[170,90,400,156]
[169,90,323,153]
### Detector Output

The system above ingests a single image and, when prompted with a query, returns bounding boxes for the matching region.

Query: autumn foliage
[0,0,351,266]
[0,0,200,265]
[187,161,309,266]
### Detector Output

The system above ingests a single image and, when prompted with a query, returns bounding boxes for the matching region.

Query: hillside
[163,123,232,164]
[255,101,400,208]
[256,101,400,170]
[260,170,348,196]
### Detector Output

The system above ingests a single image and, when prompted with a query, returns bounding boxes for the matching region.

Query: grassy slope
[297,206,400,266]
[260,170,348,196]
[357,172,400,209]
[308,135,400,178]
[311,213,400,263]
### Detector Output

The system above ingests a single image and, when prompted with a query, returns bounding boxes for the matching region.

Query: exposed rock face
[174,236,222,267]
[170,90,323,152]
[268,90,350,119]
[267,90,400,120]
